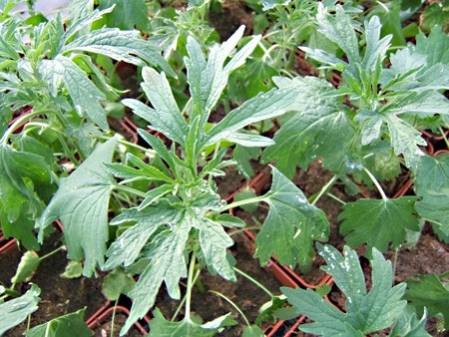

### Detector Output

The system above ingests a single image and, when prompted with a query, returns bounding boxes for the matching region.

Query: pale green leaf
[0,285,40,336]
[11,251,40,285]
[39,138,117,276]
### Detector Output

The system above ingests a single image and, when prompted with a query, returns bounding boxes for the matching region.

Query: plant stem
[1,110,41,144]
[439,127,449,150]
[113,185,146,198]
[392,246,400,277]
[229,226,260,237]
[110,299,118,337]
[363,167,388,201]
[171,269,200,321]
[97,135,151,154]
[209,290,251,327]
[234,267,273,298]
[311,175,338,205]
[326,192,347,205]
[185,254,196,321]
[219,195,267,213]
[39,246,65,262]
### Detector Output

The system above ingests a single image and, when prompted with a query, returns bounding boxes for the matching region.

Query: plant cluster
[1,0,449,336]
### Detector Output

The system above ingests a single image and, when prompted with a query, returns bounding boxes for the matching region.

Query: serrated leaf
[25,308,91,337]
[40,55,108,129]
[122,217,190,335]
[255,166,329,271]
[415,153,449,239]
[0,284,40,336]
[385,115,426,171]
[185,26,261,120]
[148,308,231,337]
[104,204,180,270]
[415,26,449,66]
[39,138,117,277]
[263,76,353,177]
[389,308,432,337]
[282,245,408,337]
[205,87,298,147]
[339,197,420,252]
[406,274,449,329]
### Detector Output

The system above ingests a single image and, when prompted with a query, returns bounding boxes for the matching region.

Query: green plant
[282,244,431,337]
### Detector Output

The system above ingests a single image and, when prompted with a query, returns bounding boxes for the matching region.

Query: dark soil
[92,313,144,337]
[154,236,281,337]
[1,235,105,337]
[209,0,254,40]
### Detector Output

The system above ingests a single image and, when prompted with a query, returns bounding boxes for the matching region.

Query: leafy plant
[25,309,91,337]
[282,244,431,337]
[91,26,329,334]
[265,4,449,176]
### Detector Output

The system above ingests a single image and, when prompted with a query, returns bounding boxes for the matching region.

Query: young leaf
[11,251,40,285]
[25,308,91,337]
[0,284,40,336]
[39,138,117,277]
[406,274,449,329]
[185,26,261,119]
[339,197,420,253]
[282,245,408,336]
[99,0,148,30]
[148,308,232,337]
[255,166,329,271]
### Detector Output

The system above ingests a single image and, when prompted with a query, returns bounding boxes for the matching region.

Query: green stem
[229,226,260,237]
[185,254,196,321]
[326,192,347,206]
[171,269,200,321]
[392,247,400,277]
[439,127,449,150]
[110,299,118,337]
[39,246,65,262]
[1,110,42,144]
[363,167,388,201]
[97,135,151,154]
[311,175,338,205]
[113,185,146,198]
[234,267,273,298]
[209,290,251,327]
[219,195,267,213]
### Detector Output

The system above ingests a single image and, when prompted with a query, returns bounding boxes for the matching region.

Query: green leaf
[185,26,261,120]
[242,325,264,337]
[339,197,420,253]
[0,284,40,336]
[420,1,449,34]
[385,115,426,171]
[148,308,231,337]
[26,308,91,337]
[99,0,148,30]
[11,251,41,285]
[104,204,181,270]
[255,166,329,271]
[282,245,408,337]
[316,4,360,65]
[415,26,449,66]
[40,56,108,130]
[122,217,190,335]
[60,261,83,279]
[205,87,298,147]
[415,153,449,239]
[102,269,135,301]
[406,274,449,329]
[0,145,51,250]
[125,67,187,144]
[39,138,117,277]
[389,308,432,337]
[263,76,353,177]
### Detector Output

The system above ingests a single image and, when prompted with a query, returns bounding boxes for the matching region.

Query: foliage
[282,244,431,337]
